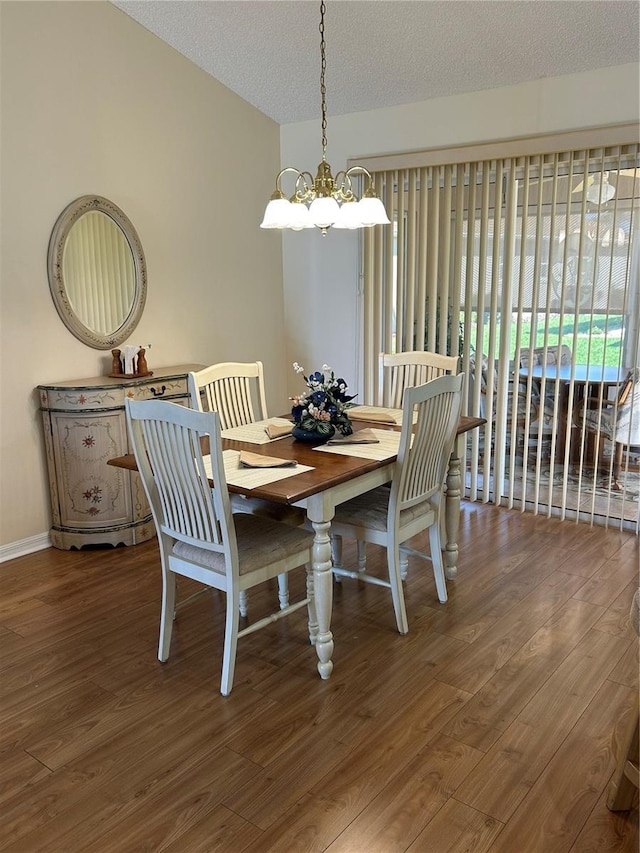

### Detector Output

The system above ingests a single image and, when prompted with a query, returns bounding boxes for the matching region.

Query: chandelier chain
[319,0,327,161]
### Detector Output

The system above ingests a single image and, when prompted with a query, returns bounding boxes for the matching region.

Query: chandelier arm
[270,167,314,202]
[274,166,305,191]
[333,171,356,202]
[345,165,383,199]
[345,165,375,186]
[295,171,316,202]
[344,165,373,179]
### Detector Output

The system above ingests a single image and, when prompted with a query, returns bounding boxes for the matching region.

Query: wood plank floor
[1,503,638,852]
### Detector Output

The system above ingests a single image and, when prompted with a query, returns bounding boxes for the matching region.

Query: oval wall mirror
[47,195,147,349]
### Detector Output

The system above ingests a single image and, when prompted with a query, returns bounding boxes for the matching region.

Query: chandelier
[587,172,616,205]
[260,1,390,235]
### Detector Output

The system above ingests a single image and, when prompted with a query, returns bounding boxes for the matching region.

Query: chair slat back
[126,400,230,553]
[188,361,268,429]
[520,345,572,369]
[379,351,459,408]
[468,352,498,420]
[617,368,639,407]
[615,367,640,443]
[392,373,464,510]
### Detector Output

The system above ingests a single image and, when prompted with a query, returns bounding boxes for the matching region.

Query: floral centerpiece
[291,363,356,439]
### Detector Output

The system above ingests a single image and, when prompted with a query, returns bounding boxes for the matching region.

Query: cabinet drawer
[130,376,189,402]
[39,386,124,412]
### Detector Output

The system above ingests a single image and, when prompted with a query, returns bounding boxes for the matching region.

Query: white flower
[293,362,304,374]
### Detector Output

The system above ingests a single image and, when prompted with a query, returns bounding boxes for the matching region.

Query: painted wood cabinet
[37,365,204,550]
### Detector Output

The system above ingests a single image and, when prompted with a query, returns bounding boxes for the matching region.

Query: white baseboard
[0,532,51,563]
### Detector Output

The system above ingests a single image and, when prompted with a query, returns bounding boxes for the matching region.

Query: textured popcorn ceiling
[112,0,639,124]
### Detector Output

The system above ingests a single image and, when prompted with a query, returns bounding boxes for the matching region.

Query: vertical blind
[361,131,640,531]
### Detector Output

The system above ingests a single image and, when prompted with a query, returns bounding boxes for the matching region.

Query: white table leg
[306,568,318,646]
[444,439,462,580]
[309,515,334,679]
[300,469,391,680]
[330,533,343,568]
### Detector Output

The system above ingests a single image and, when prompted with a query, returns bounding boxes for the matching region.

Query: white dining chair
[334,349,459,578]
[378,350,459,408]
[125,399,316,696]
[518,345,572,462]
[574,367,640,488]
[188,361,268,427]
[329,373,464,634]
[467,351,499,460]
[188,361,304,617]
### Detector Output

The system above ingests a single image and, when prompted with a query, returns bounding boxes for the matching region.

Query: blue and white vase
[291,424,335,444]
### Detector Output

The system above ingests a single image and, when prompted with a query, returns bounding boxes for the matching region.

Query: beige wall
[0,1,286,551]
[281,63,640,400]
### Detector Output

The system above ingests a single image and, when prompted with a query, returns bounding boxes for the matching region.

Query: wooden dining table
[523,363,624,393]
[518,363,625,467]
[108,412,484,681]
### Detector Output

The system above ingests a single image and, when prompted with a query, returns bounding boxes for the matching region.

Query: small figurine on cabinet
[137,348,149,376]
[111,349,123,376]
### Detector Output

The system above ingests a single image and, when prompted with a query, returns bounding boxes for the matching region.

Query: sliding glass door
[362,133,639,531]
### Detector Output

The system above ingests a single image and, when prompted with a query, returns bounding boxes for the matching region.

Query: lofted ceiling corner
[111,0,639,124]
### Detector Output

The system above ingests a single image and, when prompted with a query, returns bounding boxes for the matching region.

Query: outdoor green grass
[468,313,624,366]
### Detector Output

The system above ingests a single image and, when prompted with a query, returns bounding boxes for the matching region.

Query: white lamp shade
[288,201,313,231]
[587,175,615,205]
[332,200,364,229]
[357,196,391,226]
[260,198,294,229]
[308,196,341,228]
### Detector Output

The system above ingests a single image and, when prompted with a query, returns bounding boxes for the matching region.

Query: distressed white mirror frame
[47,195,147,349]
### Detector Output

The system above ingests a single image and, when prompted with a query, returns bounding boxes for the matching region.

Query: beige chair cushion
[334,486,435,532]
[173,513,312,575]
[579,407,614,438]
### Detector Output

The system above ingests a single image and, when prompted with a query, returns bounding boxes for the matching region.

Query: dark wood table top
[108,415,485,506]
